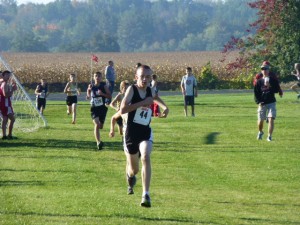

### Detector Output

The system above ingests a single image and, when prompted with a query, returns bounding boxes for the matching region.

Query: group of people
[1,59,300,208]
[34,62,170,208]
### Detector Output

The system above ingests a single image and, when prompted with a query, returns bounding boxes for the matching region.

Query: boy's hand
[159,107,169,118]
[109,131,115,138]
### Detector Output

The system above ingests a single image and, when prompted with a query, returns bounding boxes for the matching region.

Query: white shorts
[257,102,276,120]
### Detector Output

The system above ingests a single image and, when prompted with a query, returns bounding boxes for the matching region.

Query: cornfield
[1,51,240,91]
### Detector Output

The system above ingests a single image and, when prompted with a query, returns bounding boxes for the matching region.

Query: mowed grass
[0,92,299,225]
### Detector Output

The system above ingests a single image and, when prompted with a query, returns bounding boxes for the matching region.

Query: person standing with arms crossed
[254,61,282,141]
[181,67,197,117]
[120,65,169,208]
[105,60,116,104]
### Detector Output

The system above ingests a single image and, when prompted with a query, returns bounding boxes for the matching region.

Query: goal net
[0,54,47,134]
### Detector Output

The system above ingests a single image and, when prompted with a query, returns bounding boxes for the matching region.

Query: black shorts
[36,98,46,110]
[66,96,78,106]
[184,95,195,106]
[91,106,108,123]
[124,127,153,155]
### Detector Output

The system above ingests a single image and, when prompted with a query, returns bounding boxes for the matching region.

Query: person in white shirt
[180,67,198,117]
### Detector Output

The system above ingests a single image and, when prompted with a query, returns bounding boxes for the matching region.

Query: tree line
[0,0,257,52]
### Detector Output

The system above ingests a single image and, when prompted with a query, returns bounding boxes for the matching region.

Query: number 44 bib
[133,107,152,126]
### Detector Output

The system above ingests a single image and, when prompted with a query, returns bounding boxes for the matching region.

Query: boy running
[87,72,111,150]
[120,65,169,207]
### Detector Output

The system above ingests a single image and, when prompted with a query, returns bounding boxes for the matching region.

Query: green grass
[1,92,300,225]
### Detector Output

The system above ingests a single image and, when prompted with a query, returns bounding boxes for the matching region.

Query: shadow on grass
[0,138,123,152]
[0,210,211,224]
[204,132,220,144]
[0,180,45,187]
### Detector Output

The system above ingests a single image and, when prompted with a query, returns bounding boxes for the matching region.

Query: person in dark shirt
[86,72,111,150]
[120,65,169,207]
[254,61,282,141]
[35,78,49,115]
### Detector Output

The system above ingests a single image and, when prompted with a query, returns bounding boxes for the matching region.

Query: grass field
[0,92,300,225]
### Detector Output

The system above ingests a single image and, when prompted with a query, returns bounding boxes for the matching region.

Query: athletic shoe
[2,136,8,140]
[257,131,264,140]
[127,174,136,195]
[192,113,195,117]
[7,135,15,140]
[128,186,134,195]
[97,141,104,150]
[267,136,272,142]
[297,94,300,100]
[140,194,151,207]
[67,110,70,115]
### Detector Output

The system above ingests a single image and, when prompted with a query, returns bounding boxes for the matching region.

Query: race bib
[92,97,103,107]
[133,107,152,126]
[40,92,45,99]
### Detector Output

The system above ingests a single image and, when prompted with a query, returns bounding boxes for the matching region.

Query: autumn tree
[223,0,300,81]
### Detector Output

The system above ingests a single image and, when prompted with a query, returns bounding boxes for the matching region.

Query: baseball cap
[261,61,270,70]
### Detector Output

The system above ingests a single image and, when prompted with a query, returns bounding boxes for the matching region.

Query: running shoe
[128,186,134,195]
[267,136,272,142]
[257,131,264,140]
[297,94,300,100]
[127,174,136,195]
[140,194,151,207]
[97,141,104,150]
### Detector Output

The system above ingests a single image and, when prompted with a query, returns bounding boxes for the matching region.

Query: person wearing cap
[254,61,282,141]
[290,63,300,99]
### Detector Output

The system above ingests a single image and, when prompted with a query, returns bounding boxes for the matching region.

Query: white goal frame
[0,53,47,134]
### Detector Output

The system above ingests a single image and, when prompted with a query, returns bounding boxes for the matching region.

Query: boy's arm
[110,94,121,111]
[35,85,40,95]
[194,78,198,97]
[109,111,121,138]
[153,95,169,118]
[180,77,185,95]
[64,82,70,94]
[86,84,92,100]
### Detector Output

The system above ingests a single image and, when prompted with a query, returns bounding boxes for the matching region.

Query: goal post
[0,53,47,133]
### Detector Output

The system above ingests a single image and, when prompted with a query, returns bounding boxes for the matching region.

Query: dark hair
[94,71,102,77]
[2,70,11,76]
[136,62,142,68]
[139,65,151,70]
[186,67,192,71]
[152,74,157,79]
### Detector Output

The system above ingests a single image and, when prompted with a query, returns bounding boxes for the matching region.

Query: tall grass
[0,91,299,224]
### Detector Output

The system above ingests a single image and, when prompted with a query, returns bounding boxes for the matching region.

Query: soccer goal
[0,53,47,134]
